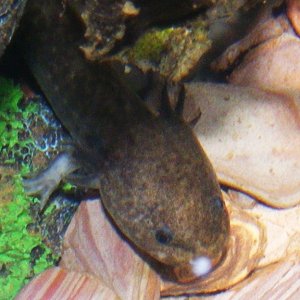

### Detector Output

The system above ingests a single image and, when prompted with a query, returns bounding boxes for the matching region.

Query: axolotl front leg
[23,152,79,209]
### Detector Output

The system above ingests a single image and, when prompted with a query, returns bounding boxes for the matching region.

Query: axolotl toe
[20,0,229,281]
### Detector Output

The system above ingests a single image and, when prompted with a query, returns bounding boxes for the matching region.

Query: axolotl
[20,0,229,281]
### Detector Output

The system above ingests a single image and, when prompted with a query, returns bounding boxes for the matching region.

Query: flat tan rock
[226,190,300,269]
[238,193,300,268]
[229,32,300,95]
[184,82,300,208]
[211,7,300,97]
[226,257,300,300]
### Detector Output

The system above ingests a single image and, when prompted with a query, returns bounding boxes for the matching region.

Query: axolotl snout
[21,0,229,281]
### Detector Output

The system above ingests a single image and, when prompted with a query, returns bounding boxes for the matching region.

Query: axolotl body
[20,0,229,281]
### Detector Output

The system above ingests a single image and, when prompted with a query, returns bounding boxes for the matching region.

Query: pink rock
[15,267,118,300]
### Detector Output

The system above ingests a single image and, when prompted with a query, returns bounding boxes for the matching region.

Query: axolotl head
[99,115,230,282]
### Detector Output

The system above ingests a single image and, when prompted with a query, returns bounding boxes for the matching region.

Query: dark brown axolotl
[4,0,229,282]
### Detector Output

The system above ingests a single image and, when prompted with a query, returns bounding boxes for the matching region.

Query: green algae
[125,22,211,81]
[128,27,175,63]
[0,77,36,165]
[61,182,77,193]
[0,78,24,161]
[0,78,58,300]
[0,172,58,300]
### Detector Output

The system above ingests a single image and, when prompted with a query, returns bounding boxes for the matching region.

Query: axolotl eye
[213,196,224,208]
[155,225,173,244]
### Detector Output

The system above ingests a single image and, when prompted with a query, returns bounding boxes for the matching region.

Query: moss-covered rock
[0,78,59,299]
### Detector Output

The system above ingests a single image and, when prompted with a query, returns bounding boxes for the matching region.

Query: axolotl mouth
[174,251,226,282]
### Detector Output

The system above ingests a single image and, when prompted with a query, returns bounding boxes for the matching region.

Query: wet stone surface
[0,0,27,57]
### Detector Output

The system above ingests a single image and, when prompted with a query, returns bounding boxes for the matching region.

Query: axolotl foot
[23,152,79,210]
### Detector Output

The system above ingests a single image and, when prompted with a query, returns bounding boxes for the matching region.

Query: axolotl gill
[19,0,229,281]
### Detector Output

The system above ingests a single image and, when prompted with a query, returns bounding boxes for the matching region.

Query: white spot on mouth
[190,256,212,277]
[156,251,167,260]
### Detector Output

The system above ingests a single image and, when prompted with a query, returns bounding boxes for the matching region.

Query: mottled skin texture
[19,0,229,279]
